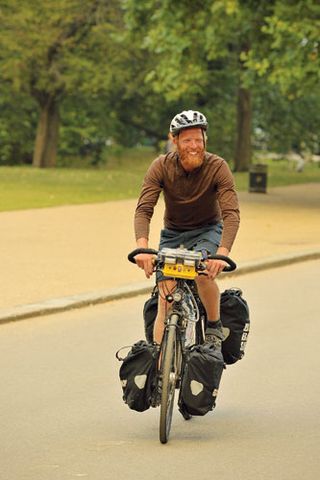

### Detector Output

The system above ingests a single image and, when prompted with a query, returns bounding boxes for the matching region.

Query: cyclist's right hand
[134,253,155,279]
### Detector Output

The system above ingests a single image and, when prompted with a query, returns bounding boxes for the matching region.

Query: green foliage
[253,87,320,154]
[0,0,319,167]
[123,0,284,171]
[245,0,320,96]
[0,0,118,98]
[0,85,37,165]
[0,0,125,165]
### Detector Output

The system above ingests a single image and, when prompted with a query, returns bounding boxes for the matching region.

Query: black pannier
[220,288,250,364]
[178,344,224,416]
[116,340,158,412]
[143,287,158,343]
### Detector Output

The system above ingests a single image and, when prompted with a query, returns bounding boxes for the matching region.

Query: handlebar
[127,248,158,264]
[206,254,237,272]
[127,248,237,272]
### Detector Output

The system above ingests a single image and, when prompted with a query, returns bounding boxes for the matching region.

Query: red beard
[179,148,205,171]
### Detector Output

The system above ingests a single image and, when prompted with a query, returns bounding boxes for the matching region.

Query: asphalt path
[1,261,320,480]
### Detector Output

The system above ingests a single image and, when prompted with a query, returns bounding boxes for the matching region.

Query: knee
[196,276,219,296]
[196,275,212,288]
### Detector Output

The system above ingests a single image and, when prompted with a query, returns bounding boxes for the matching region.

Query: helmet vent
[170,110,208,135]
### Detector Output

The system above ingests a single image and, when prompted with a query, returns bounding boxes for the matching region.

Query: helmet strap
[202,129,206,148]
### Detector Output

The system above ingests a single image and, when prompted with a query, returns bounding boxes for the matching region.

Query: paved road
[1,261,320,480]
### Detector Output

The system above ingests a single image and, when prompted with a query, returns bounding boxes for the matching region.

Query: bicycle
[128,246,236,444]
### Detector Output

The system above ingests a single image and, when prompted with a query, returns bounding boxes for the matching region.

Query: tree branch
[47,0,101,64]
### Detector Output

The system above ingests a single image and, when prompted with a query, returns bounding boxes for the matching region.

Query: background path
[0,184,319,311]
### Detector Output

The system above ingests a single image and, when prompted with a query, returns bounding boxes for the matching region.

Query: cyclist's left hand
[204,259,227,280]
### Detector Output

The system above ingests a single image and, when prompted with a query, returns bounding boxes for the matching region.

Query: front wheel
[159,318,180,444]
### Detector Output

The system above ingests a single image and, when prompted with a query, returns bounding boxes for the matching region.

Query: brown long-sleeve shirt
[134,151,240,251]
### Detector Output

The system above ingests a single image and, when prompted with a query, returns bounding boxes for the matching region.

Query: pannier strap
[115,346,132,361]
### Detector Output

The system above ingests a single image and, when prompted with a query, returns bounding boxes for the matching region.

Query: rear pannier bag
[116,340,158,412]
[178,344,224,416]
[220,288,250,364]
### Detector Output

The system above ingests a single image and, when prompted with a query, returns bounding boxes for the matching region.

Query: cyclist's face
[174,128,205,171]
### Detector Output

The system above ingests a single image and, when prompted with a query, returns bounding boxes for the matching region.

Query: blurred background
[0,0,319,209]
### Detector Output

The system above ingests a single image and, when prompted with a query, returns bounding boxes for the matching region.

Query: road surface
[1,261,320,480]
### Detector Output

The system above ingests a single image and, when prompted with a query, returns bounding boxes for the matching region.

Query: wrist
[217,246,229,256]
[137,237,149,248]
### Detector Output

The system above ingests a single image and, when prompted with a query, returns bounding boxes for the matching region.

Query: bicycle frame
[161,278,206,347]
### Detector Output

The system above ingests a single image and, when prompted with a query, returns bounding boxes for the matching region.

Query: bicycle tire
[159,317,180,444]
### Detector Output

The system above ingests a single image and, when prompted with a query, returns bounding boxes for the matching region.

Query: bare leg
[153,279,176,344]
[195,275,224,348]
[195,275,220,321]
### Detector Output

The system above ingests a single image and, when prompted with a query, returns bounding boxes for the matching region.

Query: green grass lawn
[0,149,319,212]
[234,158,320,190]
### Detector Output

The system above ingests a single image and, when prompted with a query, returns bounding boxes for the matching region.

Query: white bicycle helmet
[170,110,208,136]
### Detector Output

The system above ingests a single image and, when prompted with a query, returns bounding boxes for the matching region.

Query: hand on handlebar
[134,253,155,279]
[128,247,237,278]
[204,258,228,280]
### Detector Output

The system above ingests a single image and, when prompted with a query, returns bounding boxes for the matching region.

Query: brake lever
[197,261,208,276]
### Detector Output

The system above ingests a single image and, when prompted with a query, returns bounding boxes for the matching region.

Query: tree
[0,83,37,165]
[0,0,122,167]
[123,0,278,171]
[1,0,318,168]
[245,0,320,97]
[59,23,184,159]
[253,86,320,155]
[243,0,320,158]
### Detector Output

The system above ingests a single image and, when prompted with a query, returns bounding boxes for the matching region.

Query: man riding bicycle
[133,110,240,350]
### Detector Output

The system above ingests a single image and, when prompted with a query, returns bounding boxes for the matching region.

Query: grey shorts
[156,223,223,283]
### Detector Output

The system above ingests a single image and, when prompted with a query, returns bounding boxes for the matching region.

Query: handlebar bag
[116,341,159,412]
[178,344,224,416]
[220,288,250,364]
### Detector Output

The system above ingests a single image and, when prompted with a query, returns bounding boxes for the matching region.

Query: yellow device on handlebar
[159,247,203,280]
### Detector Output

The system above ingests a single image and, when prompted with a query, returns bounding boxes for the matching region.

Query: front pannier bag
[116,340,158,412]
[143,287,158,343]
[220,288,250,364]
[178,344,224,416]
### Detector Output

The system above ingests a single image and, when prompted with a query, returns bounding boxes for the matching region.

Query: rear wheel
[159,316,180,444]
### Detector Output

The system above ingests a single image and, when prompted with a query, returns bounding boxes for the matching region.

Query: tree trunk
[234,87,252,172]
[33,97,59,168]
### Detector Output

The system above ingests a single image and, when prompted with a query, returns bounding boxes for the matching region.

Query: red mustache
[182,149,204,159]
